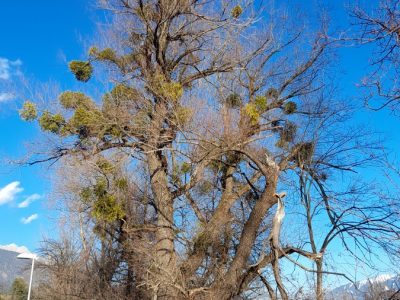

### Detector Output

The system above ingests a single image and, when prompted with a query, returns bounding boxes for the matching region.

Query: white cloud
[0,59,10,80]
[0,243,30,254]
[0,57,21,80]
[21,213,38,224]
[0,57,21,104]
[0,181,23,205]
[0,92,15,102]
[18,193,41,208]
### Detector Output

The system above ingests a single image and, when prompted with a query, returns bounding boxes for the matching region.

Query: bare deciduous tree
[352,0,400,110]
[18,1,400,299]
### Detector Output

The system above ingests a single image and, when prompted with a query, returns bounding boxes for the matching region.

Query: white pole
[27,258,34,300]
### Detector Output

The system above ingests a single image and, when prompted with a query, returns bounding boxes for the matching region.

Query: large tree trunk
[139,92,181,298]
[181,164,238,277]
[316,258,324,300]
[147,151,179,299]
[210,172,279,300]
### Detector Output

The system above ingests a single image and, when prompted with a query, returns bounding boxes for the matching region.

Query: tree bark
[147,150,178,299]
[210,172,279,299]
[316,258,324,300]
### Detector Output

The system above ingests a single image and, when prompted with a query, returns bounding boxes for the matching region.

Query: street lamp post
[16,252,37,300]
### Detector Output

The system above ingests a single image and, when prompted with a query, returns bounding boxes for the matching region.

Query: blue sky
[0,0,96,253]
[0,0,398,289]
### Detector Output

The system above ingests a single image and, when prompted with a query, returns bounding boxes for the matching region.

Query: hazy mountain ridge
[326,274,400,300]
[0,249,31,292]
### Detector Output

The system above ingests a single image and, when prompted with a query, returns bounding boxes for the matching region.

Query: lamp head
[17,253,37,260]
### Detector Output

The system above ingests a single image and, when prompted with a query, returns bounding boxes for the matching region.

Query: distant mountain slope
[0,249,31,292]
[326,274,400,300]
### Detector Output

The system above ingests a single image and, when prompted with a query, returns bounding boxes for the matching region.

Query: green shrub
[11,278,28,300]
[225,93,242,107]
[19,101,37,121]
[283,101,297,114]
[69,60,93,82]
[39,111,65,134]
[231,5,243,18]
[59,91,92,109]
